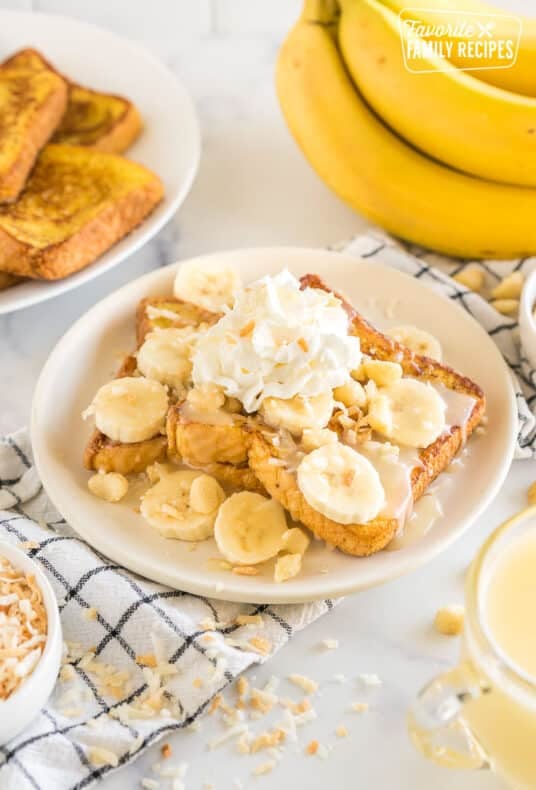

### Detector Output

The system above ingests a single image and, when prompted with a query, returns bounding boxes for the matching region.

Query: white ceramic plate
[31,247,517,603]
[0,11,200,315]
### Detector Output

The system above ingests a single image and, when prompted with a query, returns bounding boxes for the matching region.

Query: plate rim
[31,246,518,603]
[0,8,201,316]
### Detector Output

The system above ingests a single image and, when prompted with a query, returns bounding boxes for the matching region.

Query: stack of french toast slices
[0,48,163,289]
[83,266,485,574]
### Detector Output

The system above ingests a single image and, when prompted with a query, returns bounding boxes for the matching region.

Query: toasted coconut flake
[359,673,382,687]
[84,607,97,621]
[208,694,223,715]
[232,566,259,576]
[306,739,319,755]
[237,676,249,698]
[250,687,278,715]
[87,746,119,768]
[351,702,369,713]
[253,760,275,776]
[137,653,158,668]
[251,728,286,753]
[161,743,172,759]
[235,614,264,627]
[0,556,47,700]
[248,636,272,655]
[321,639,339,650]
[335,724,348,738]
[208,724,249,750]
[288,674,318,695]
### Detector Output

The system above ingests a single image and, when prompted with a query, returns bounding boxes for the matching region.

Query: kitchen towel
[336,232,536,458]
[1,231,535,790]
[0,432,334,790]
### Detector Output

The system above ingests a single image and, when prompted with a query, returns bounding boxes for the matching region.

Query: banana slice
[214,492,288,565]
[388,325,442,362]
[85,377,168,443]
[174,259,242,312]
[260,392,334,435]
[141,470,225,541]
[137,328,195,392]
[367,378,446,448]
[297,443,385,525]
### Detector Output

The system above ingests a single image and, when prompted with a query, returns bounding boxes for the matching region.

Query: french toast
[6,49,142,154]
[0,144,163,280]
[84,297,218,474]
[83,355,168,474]
[0,272,21,290]
[83,265,487,578]
[247,274,485,556]
[0,49,68,203]
[136,296,219,346]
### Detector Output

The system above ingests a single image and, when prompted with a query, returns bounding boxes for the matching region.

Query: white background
[0,1,533,788]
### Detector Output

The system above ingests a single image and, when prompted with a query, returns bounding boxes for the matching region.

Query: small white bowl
[520,269,536,370]
[0,542,62,745]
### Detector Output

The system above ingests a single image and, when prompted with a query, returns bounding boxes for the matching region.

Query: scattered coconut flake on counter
[235,614,264,627]
[288,674,318,694]
[87,746,119,768]
[253,760,276,776]
[332,673,347,684]
[351,702,370,714]
[321,639,339,650]
[141,779,159,790]
[359,673,382,687]
[335,725,348,738]
[0,554,47,700]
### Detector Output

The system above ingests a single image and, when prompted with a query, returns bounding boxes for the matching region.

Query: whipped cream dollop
[192,270,361,412]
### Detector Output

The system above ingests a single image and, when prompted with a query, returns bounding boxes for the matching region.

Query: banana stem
[302,0,340,24]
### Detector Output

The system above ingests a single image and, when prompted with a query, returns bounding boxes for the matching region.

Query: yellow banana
[338,0,536,187]
[275,2,536,259]
[378,0,536,97]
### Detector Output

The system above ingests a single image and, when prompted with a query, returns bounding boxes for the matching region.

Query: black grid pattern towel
[0,431,334,790]
[1,232,534,790]
[336,232,536,457]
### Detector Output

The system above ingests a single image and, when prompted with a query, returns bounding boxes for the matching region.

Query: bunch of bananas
[276,0,536,258]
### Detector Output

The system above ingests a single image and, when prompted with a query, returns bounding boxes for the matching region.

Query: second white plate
[31,247,517,603]
[0,10,200,315]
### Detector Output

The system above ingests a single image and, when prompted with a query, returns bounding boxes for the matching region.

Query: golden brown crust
[249,433,398,555]
[0,145,164,280]
[0,49,68,203]
[83,430,167,474]
[246,274,487,557]
[5,48,143,155]
[0,271,22,290]
[136,297,218,346]
[53,89,143,154]
[83,355,167,473]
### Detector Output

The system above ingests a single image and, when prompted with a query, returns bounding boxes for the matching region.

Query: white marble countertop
[0,1,532,788]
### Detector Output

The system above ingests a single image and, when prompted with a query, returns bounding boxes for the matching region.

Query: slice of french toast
[83,355,168,474]
[84,297,218,474]
[6,49,142,154]
[136,296,219,346]
[247,274,486,557]
[0,144,163,280]
[0,49,68,203]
